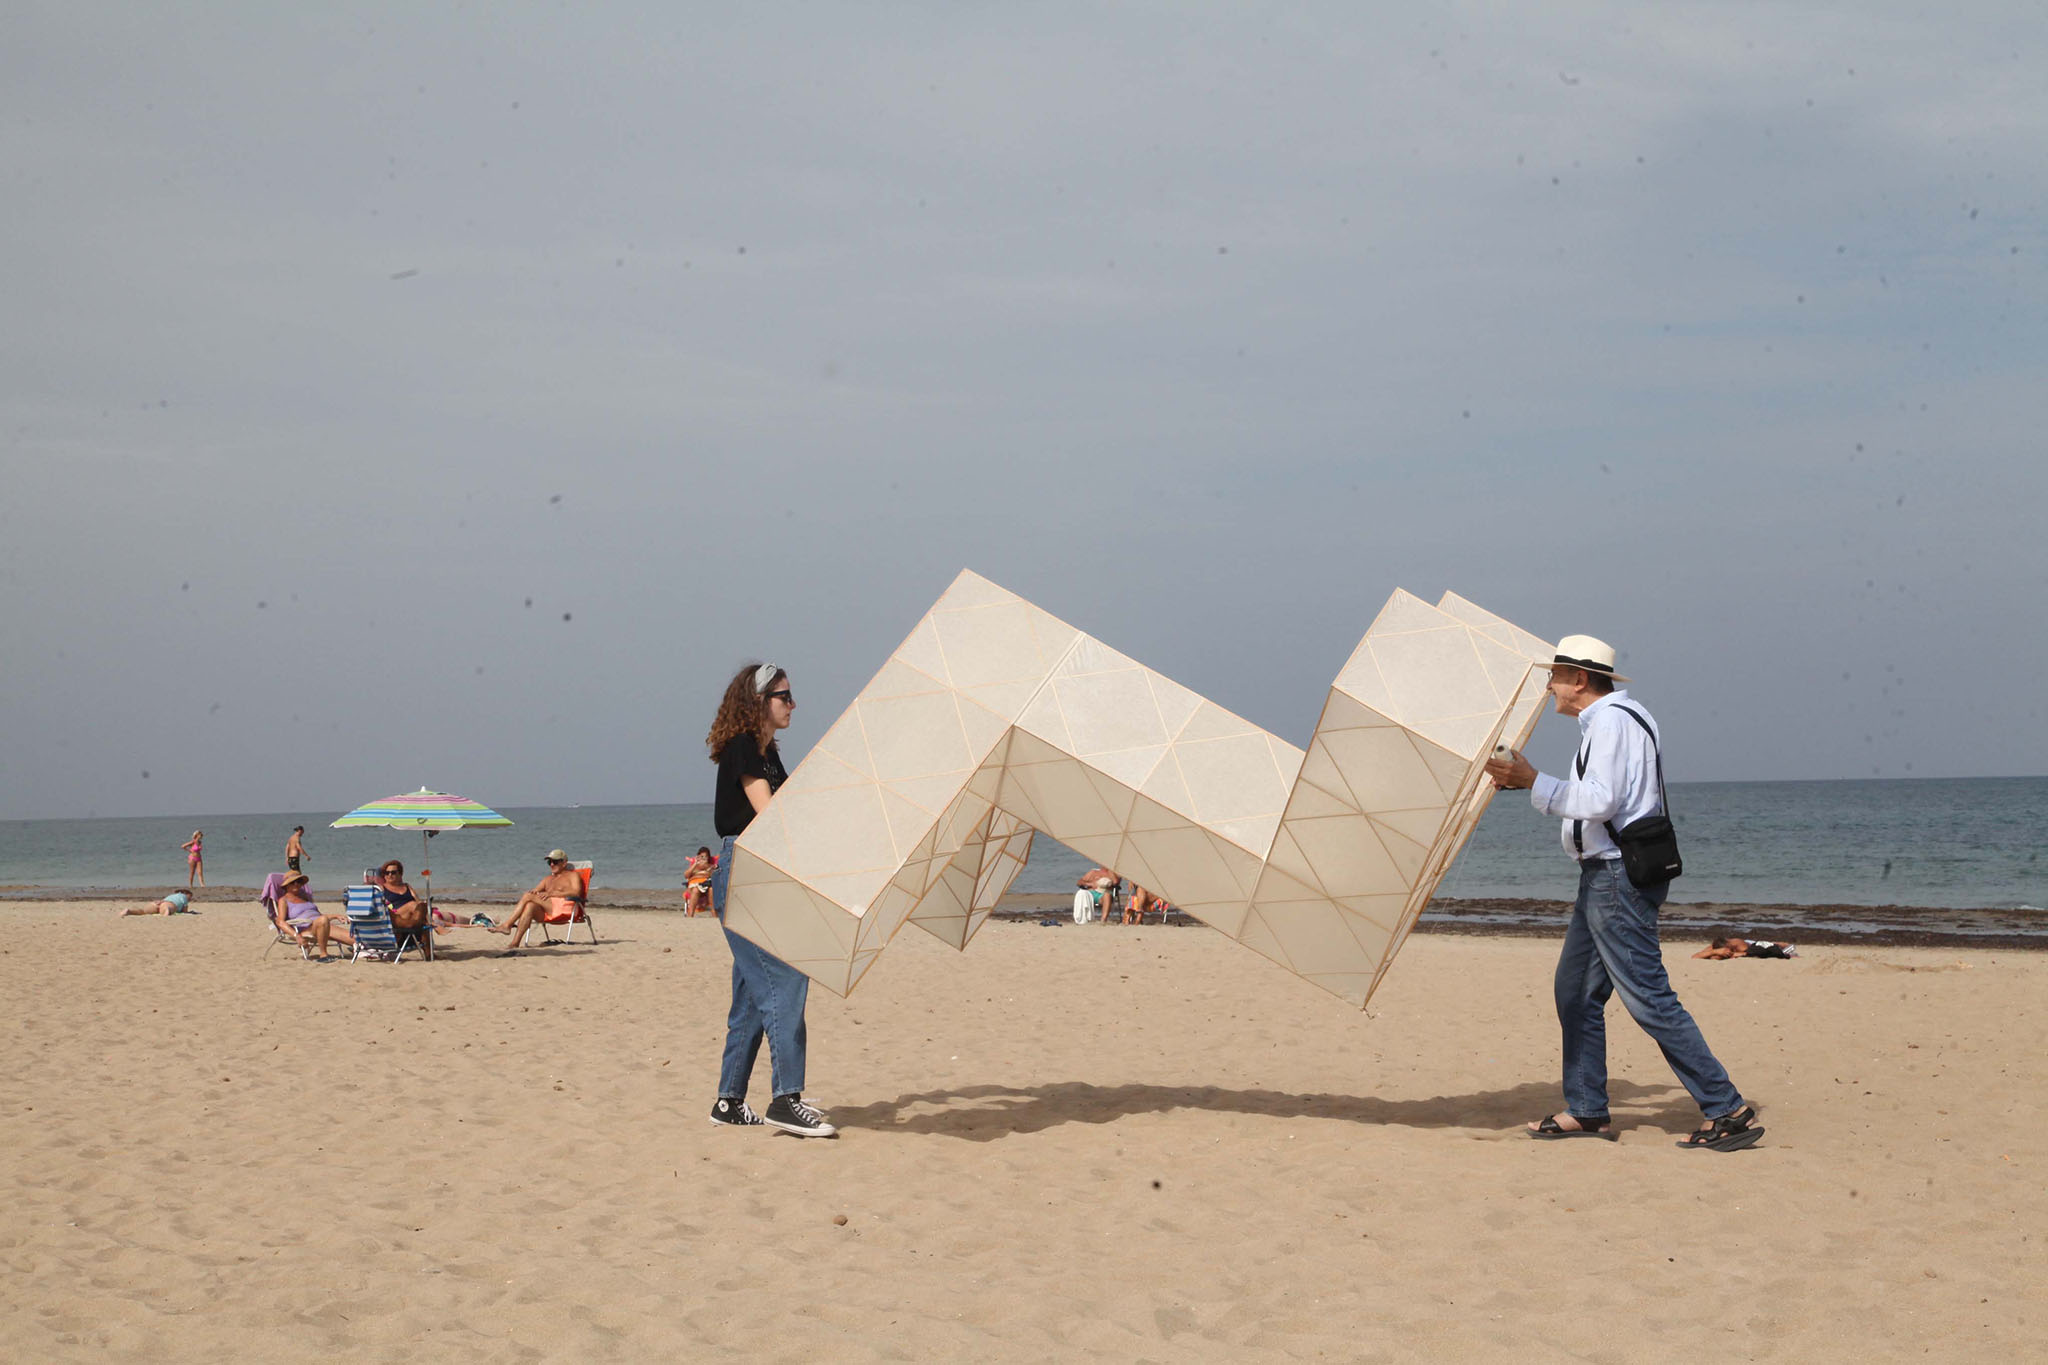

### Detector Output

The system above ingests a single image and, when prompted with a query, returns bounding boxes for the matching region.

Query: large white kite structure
[723,571,1554,1009]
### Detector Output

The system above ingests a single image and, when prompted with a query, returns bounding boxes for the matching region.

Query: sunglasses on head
[766,689,794,703]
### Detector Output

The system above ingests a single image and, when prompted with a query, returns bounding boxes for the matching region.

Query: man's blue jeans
[711,834,809,1100]
[1556,858,1742,1121]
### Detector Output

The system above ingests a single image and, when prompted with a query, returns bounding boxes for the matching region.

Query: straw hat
[280,870,309,889]
[1551,634,1630,683]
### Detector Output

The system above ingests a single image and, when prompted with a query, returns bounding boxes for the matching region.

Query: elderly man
[1485,635,1762,1152]
[490,849,587,951]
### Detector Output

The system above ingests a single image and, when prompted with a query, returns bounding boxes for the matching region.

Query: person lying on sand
[488,850,586,951]
[1694,936,1798,960]
[120,891,194,916]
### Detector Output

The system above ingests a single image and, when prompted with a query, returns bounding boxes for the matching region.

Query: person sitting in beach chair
[1074,867,1122,924]
[268,870,353,959]
[121,890,194,916]
[375,861,430,933]
[684,846,716,917]
[488,850,592,951]
[1122,883,1175,924]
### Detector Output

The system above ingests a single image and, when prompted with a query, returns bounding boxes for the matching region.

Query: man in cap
[1485,636,1762,1152]
[490,849,588,951]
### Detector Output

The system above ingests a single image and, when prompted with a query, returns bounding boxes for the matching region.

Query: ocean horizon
[3,775,2041,914]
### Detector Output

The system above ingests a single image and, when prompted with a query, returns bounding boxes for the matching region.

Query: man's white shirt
[1527,689,1665,862]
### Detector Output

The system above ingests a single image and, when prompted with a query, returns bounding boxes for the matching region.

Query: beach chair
[345,871,431,963]
[536,861,597,944]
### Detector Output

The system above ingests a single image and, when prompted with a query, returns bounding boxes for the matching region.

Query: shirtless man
[489,850,587,951]
[1077,866,1120,922]
[285,825,306,872]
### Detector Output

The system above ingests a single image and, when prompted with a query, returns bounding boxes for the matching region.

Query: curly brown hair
[707,662,784,761]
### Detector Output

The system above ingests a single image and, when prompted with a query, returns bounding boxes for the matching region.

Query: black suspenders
[1570,705,1662,858]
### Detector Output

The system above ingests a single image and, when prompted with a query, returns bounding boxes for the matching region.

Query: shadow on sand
[827,1078,1698,1143]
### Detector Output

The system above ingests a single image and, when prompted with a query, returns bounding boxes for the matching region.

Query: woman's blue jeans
[711,834,809,1101]
[1556,858,1742,1121]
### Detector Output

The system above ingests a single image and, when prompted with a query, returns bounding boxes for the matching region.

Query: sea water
[3,777,2041,912]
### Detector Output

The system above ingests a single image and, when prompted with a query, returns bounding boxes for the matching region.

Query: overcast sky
[4,2,2044,821]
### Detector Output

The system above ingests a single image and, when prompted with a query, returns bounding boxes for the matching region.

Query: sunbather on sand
[489,850,586,951]
[121,891,193,916]
[1694,936,1797,960]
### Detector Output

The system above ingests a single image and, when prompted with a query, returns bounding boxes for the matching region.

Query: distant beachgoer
[1485,634,1761,1152]
[182,831,205,888]
[285,826,306,872]
[489,850,588,950]
[1077,867,1120,922]
[705,661,834,1137]
[684,846,716,917]
[1694,937,1798,960]
[121,891,193,916]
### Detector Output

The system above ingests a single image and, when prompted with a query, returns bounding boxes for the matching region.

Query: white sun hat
[1551,634,1630,683]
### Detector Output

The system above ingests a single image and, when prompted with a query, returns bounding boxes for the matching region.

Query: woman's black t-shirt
[714,734,787,838]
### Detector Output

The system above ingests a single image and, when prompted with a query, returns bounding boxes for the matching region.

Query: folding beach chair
[536,861,598,944]
[345,871,431,963]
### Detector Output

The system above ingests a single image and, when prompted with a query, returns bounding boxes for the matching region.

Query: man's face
[1548,666,1593,716]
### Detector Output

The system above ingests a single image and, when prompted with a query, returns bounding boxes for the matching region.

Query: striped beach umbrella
[332,788,512,908]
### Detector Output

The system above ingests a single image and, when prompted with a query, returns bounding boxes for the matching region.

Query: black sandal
[1677,1105,1764,1152]
[1530,1113,1617,1141]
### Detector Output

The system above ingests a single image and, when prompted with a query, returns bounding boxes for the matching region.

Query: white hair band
[753,662,781,694]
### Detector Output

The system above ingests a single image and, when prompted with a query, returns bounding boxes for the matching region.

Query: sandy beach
[5,899,2042,1361]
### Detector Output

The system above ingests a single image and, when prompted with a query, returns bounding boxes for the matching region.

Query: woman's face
[764,675,795,732]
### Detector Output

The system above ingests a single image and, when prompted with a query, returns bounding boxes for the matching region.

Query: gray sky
[4,2,2044,821]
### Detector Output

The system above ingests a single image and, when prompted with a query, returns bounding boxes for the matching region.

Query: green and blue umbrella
[332,788,511,907]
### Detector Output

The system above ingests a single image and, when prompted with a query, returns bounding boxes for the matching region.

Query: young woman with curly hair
[704,661,835,1137]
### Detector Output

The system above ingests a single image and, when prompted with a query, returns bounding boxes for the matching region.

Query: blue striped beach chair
[344,876,427,963]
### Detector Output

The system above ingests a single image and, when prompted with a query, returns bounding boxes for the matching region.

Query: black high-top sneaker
[708,1096,764,1127]
[762,1094,837,1137]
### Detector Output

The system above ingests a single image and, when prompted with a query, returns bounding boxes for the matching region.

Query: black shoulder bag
[1600,705,1682,886]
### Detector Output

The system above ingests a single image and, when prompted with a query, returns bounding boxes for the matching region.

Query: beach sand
[4,900,2041,1361]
